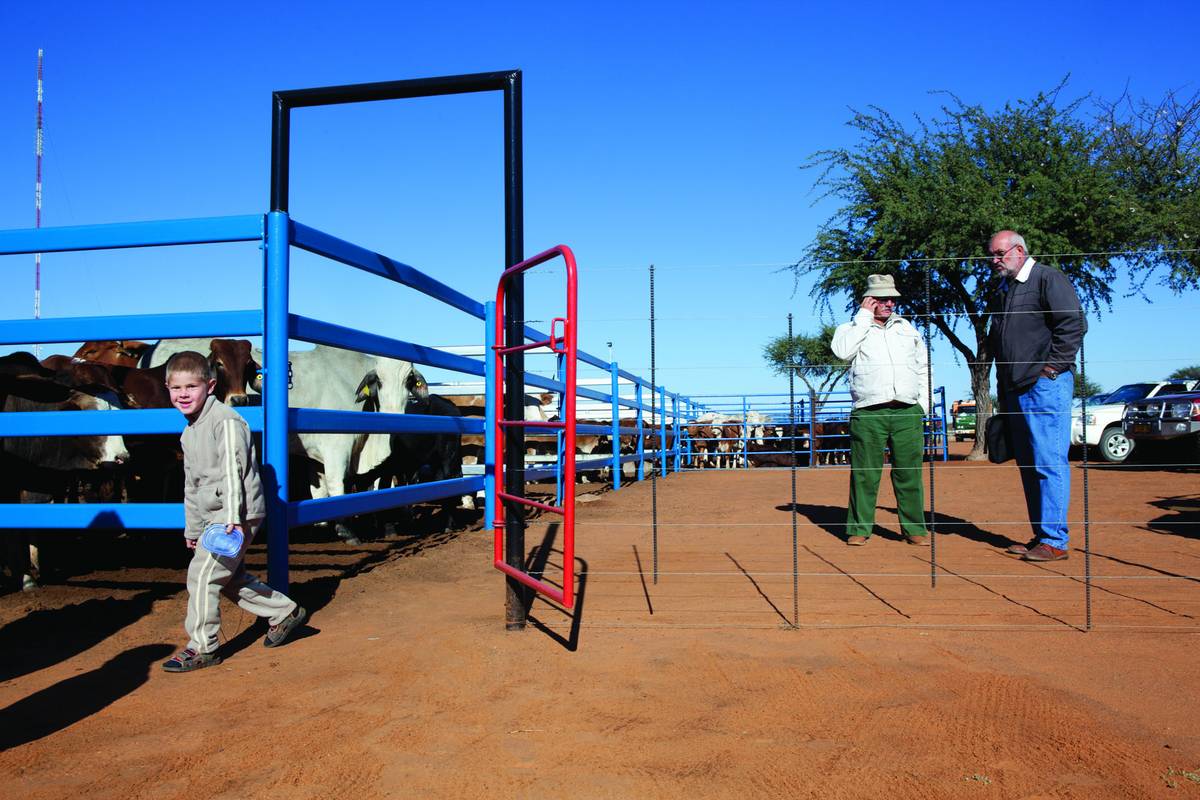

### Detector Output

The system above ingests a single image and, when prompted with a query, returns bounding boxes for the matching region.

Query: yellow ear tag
[362,386,371,396]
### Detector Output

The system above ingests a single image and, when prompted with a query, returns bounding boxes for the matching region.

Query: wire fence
[505,255,1200,634]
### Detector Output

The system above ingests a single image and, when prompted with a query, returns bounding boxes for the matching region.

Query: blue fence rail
[0,213,687,592]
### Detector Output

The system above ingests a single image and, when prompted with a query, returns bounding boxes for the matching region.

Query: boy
[162,350,305,672]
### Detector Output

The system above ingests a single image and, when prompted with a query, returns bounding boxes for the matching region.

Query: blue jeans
[1004,375,1073,548]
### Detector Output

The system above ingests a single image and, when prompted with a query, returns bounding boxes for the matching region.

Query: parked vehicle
[1071,380,1197,463]
[1123,390,1200,458]
[950,400,977,441]
[1074,392,1110,409]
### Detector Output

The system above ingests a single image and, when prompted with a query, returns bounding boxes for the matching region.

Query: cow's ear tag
[361,386,371,397]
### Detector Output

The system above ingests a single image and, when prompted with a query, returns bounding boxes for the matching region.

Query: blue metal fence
[0,212,689,591]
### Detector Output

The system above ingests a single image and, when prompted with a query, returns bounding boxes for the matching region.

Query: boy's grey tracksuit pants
[184,521,296,654]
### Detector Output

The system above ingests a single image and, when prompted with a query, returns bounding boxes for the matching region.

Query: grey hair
[1010,232,1027,251]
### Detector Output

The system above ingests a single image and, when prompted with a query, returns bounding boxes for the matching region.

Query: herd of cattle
[0,338,476,592]
[556,412,851,474]
[0,337,860,593]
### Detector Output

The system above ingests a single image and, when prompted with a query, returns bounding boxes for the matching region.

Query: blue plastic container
[201,523,244,557]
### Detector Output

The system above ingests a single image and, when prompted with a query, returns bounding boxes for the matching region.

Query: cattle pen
[0,71,688,626]
[0,69,955,628]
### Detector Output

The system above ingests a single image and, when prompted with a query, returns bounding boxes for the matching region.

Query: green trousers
[846,403,928,539]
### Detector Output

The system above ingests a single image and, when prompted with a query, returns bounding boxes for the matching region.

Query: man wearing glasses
[831,274,931,547]
[988,230,1086,561]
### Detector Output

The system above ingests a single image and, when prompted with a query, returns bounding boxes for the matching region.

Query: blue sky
[1,1,1197,410]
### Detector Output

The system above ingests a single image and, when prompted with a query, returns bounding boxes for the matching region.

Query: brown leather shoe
[846,535,869,546]
[1006,539,1038,555]
[1022,543,1069,562]
[905,534,931,547]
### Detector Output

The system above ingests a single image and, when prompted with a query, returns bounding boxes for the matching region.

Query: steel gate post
[662,388,672,474]
[556,349,567,505]
[484,301,497,529]
[610,361,621,489]
[264,210,290,591]
[672,394,681,472]
[742,395,749,469]
[636,383,645,481]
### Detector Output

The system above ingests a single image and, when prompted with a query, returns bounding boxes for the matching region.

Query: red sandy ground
[2,444,1199,799]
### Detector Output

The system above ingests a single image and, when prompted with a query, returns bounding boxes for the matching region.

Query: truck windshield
[1104,384,1156,404]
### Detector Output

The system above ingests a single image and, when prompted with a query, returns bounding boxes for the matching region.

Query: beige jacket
[831,308,930,412]
[180,395,266,539]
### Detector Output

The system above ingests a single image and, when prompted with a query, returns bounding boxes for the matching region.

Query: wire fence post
[788,313,799,627]
[925,258,938,588]
[1081,308,1092,631]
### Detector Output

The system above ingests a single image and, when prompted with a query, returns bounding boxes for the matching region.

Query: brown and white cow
[73,340,154,368]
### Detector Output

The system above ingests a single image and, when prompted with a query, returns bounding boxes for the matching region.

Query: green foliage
[1074,372,1103,398]
[1168,364,1200,381]
[1097,89,1200,290]
[763,323,849,399]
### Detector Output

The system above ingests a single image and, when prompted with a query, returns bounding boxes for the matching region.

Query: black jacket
[990,261,1086,393]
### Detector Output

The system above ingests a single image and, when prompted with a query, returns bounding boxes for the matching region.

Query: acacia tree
[1096,88,1200,289]
[794,83,1200,459]
[763,323,848,408]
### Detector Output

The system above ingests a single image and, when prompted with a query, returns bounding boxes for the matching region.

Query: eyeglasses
[989,244,1019,259]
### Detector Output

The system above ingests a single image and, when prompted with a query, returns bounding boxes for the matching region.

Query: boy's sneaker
[264,605,307,648]
[162,647,221,673]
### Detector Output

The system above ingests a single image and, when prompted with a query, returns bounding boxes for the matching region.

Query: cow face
[209,339,260,405]
[406,369,430,404]
[88,394,131,465]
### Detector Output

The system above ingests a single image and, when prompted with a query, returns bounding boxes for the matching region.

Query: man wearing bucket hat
[831,274,931,546]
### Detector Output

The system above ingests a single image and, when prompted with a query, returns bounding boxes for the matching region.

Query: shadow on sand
[0,642,175,750]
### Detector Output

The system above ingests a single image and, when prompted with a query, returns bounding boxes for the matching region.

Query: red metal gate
[492,245,577,607]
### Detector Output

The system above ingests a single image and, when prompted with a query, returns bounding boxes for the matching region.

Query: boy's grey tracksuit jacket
[181,395,294,654]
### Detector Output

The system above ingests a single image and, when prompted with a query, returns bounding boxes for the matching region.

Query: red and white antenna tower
[33,49,44,356]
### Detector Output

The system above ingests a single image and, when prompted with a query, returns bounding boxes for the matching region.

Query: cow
[686,422,718,468]
[286,345,416,544]
[52,358,183,502]
[73,340,154,368]
[1,385,130,592]
[716,421,746,469]
[378,390,469,533]
[145,338,262,404]
[813,420,851,466]
[747,423,810,468]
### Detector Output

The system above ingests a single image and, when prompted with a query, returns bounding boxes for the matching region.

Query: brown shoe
[846,535,869,546]
[1022,543,1069,562]
[1006,539,1038,555]
[905,534,931,547]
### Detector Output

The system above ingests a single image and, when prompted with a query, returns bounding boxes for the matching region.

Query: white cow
[285,345,415,544]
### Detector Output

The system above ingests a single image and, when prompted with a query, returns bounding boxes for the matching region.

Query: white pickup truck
[1071,380,1197,463]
